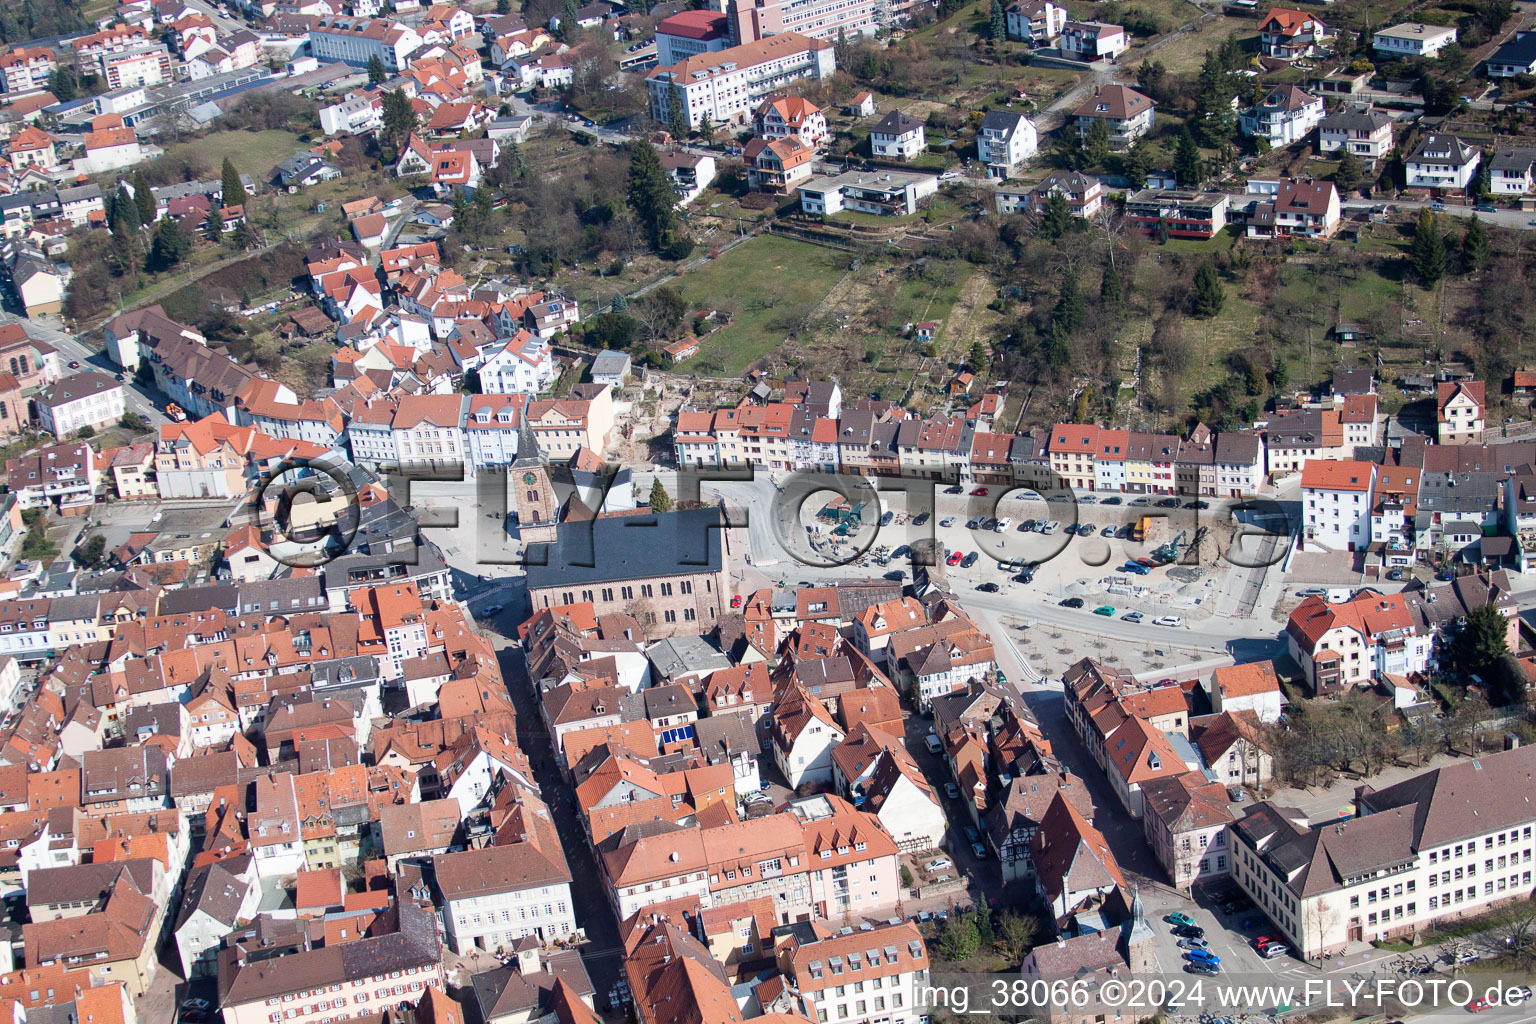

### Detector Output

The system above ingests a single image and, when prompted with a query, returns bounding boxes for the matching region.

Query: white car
[1153,615,1184,627]
[924,732,943,754]
[925,857,953,872]
[940,170,961,180]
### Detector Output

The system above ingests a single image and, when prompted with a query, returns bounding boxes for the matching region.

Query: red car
[947,551,963,566]
[970,487,988,496]
[1467,998,1495,1013]
[730,595,742,608]
[1253,935,1280,949]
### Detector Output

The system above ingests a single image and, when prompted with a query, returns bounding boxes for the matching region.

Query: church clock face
[523,472,537,484]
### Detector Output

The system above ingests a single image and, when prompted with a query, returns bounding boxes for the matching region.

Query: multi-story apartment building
[219,882,445,1024]
[308,17,424,70]
[35,372,124,439]
[1301,458,1374,551]
[1141,774,1234,892]
[723,0,882,43]
[647,33,836,128]
[478,332,555,395]
[434,843,575,953]
[0,47,56,95]
[1285,590,1428,696]
[1048,423,1098,491]
[524,383,613,460]
[655,10,732,65]
[1231,744,1536,957]
[775,920,930,1024]
[389,394,468,470]
[70,26,172,88]
[1125,189,1229,239]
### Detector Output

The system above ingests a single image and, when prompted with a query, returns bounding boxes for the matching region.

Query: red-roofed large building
[1285,590,1429,695]
[655,9,731,65]
[647,33,836,129]
[1301,458,1375,550]
[0,47,56,95]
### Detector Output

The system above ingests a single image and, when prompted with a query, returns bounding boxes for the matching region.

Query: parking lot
[1142,882,1315,984]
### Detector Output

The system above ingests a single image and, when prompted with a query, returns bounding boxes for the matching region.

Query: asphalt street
[0,312,167,427]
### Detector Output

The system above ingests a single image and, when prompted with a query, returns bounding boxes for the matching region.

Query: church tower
[509,402,557,545]
[1119,886,1157,974]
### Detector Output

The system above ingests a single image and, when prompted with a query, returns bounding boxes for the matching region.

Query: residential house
[1006,0,1066,42]
[1318,105,1393,162]
[1302,459,1375,551]
[1489,148,1536,195]
[1373,22,1457,58]
[1259,7,1327,58]
[870,109,926,161]
[745,136,815,193]
[1141,773,1234,892]
[1073,84,1154,149]
[1062,20,1127,61]
[1407,134,1481,191]
[1438,380,1485,444]
[1240,85,1324,148]
[753,96,827,147]
[1487,31,1536,77]
[1206,661,1283,723]
[976,110,1038,179]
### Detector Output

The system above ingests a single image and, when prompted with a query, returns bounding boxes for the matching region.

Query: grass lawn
[1134,14,1257,72]
[676,235,852,376]
[159,128,307,181]
[1160,226,1241,254]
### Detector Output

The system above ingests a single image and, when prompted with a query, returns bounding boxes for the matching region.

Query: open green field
[159,129,307,182]
[676,235,852,376]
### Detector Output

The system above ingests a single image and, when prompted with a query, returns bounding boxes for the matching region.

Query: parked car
[1173,924,1205,939]
[970,487,989,496]
[1386,568,1406,581]
[940,517,956,527]
[1122,611,1144,623]
[880,511,894,526]
[964,826,981,843]
[1253,935,1281,949]
[1156,497,1180,508]
[945,783,961,800]
[1130,497,1151,506]
[1468,997,1497,1012]
[1185,949,1220,965]
[1101,526,1118,537]
[960,552,979,568]
[1186,960,1220,975]
[1166,912,1196,928]
[976,582,1000,593]
[1154,615,1184,627]
[971,842,987,859]
[1015,569,1035,584]
[1079,495,1097,504]
[1101,496,1122,505]
[1059,597,1084,608]
[1177,937,1210,951]
[477,604,503,617]
[1020,519,1037,532]
[1092,605,1115,616]
[925,857,953,872]
[1295,588,1327,597]
[913,512,930,525]
[947,551,963,566]
[966,517,983,530]
[925,733,943,754]
[1476,203,1497,213]
[1121,563,1150,576]
[1260,943,1290,959]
